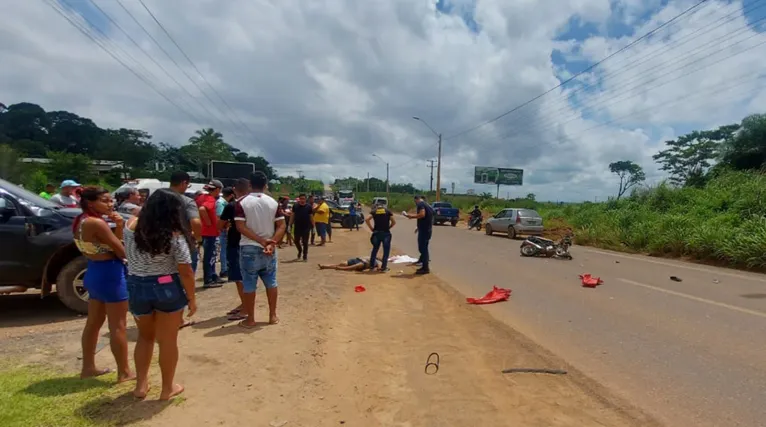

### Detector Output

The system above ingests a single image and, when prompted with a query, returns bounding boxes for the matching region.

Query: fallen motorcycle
[520,235,573,260]
[468,216,482,231]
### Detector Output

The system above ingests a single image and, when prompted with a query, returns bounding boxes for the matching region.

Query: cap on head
[60,179,81,188]
[204,179,224,190]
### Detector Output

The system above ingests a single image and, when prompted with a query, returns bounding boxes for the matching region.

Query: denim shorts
[126,273,188,317]
[315,222,327,238]
[239,245,278,294]
[226,246,242,282]
[84,259,128,303]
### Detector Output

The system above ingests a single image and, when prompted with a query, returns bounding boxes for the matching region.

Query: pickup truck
[432,202,459,226]
[0,178,125,314]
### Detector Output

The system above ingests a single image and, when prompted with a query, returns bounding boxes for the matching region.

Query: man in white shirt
[50,179,81,208]
[234,171,286,328]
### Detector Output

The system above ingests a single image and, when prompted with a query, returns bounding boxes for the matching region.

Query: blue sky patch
[58,0,111,35]
[436,0,479,33]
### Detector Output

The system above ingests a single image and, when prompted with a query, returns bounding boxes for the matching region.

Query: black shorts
[347,258,368,268]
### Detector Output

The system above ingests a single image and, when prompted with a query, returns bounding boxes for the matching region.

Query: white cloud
[0,0,763,202]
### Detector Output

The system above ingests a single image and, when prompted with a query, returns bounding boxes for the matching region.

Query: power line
[443,0,712,140]
[136,0,262,148]
[43,0,205,126]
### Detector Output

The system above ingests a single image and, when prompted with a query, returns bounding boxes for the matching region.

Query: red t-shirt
[196,193,219,237]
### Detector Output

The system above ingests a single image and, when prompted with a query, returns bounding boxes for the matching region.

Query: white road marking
[619,278,766,319]
[579,247,766,283]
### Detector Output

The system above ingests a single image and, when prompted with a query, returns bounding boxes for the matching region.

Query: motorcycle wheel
[477,223,482,231]
[520,245,537,257]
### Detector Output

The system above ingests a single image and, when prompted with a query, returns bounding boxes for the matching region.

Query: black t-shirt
[219,201,241,247]
[371,207,393,232]
[416,201,433,232]
[291,202,314,230]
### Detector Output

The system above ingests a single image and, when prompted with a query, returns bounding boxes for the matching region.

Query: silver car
[485,208,544,239]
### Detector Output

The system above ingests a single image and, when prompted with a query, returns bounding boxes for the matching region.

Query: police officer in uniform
[365,200,396,272]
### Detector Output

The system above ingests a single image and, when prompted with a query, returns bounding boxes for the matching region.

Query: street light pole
[372,154,390,202]
[413,116,443,201]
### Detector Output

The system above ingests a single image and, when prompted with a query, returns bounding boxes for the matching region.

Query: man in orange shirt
[197,180,225,288]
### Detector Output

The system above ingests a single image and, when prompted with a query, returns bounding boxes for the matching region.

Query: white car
[371,197,388,207]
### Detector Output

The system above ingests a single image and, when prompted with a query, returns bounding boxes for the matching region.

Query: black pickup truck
[0,178,123,314]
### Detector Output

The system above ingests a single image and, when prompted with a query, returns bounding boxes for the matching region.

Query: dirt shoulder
[0,226,658,426]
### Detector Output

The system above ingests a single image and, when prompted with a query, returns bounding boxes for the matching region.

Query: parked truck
[432,202,459,226]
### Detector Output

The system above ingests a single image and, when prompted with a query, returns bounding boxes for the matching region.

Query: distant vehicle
[432,202,459,226]
[484,208,543,239]
[113,179,205,201]
[325,199,363,228]
[0,178,128,314]
[337,189,354,205]
[371,197,388,208]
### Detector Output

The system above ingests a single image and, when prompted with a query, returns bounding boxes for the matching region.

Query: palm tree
[183,128,232,176]
[188,128,224,145]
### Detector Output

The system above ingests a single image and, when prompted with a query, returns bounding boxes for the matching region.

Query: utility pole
[426,160,436,192]
[435,133,442,201]
[386,162,390,202]
[451,182,455,195]
[366,172,370,193]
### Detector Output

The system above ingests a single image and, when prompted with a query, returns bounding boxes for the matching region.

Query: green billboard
[474,166,523,185]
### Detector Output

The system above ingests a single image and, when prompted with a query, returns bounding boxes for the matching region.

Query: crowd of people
[47,170,435,401]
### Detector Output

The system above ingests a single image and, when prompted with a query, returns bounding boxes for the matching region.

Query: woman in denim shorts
[124,189,197,400]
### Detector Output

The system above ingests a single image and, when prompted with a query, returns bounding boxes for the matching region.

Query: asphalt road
[389,220,766,427]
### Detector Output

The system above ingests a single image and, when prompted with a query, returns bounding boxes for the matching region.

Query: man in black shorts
[290,193,314,262]
[365,201,396,272]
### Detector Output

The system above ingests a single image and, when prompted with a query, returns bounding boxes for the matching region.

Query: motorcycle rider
[469,205,482,228]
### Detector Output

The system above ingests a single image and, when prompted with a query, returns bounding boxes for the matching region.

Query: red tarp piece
[466,286,512,305]
[579,274,603,288]
[354,285,366,293]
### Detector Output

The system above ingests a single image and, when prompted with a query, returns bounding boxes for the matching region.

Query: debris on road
[670,276,682,282]
[579,274,603,288]
[354,285,366,292]
[466,286,512,304]
[502,368,568,375]
[425,352,440,375]
[389,255,419,264]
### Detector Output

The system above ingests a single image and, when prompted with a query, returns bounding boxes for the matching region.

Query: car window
[0,195,20,221]
[494,210,507,218]
[518,209,541,218]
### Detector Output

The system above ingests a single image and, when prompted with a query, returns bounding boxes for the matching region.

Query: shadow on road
[0,292,81,328]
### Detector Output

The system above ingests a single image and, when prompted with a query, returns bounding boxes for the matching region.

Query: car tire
[507,226,517,239]
[451,220,458,227]
[485,224,493,235]
[56,256,89,314]
[341,217,354,229]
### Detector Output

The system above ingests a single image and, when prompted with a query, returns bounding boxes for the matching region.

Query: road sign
[474,166,523,185]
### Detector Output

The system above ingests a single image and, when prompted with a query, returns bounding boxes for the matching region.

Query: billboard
[209,161,256,188]
[474,166,523,186]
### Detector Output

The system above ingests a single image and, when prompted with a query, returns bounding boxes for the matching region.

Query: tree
[609,160,646,200]
[0,144,25,184]
[525,193,536,201]
[719,114,766,171]
[45,151,97,184]
[652,124,739,187]
[182,128,234,176]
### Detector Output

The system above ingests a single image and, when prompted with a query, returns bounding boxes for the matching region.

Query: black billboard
[210,161,255,188]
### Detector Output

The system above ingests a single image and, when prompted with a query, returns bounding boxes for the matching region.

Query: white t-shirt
[50,193,78,208]
[234,192,285,247]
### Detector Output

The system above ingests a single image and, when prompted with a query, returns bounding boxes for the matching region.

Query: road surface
[389,221,766,427]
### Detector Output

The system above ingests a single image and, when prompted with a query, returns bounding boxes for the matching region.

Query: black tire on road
[507,226,517,239]
[56,256,89,314]
[485,224,493,235]
[451,220,458,227]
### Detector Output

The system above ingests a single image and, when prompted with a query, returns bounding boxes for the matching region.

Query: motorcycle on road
[468,215,482,231]
[520,235,573,260]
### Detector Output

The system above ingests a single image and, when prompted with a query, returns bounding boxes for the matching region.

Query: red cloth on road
[579,274,603,288]
[354,285,366,292]
[466,286,511,304]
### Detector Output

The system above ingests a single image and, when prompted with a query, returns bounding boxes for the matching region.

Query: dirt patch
[0,227,656,426]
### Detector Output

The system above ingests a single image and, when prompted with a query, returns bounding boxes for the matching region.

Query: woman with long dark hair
[74,186,134,382]
[124,188,197,400]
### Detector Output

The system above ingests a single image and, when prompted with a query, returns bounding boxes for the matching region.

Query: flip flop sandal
[179,320,195,329]
[238,320,257,329]
[226,308,241,315]
[227,313,247,321]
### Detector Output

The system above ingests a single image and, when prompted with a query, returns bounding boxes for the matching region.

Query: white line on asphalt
[580,247,766,283]
[618,278,766,319]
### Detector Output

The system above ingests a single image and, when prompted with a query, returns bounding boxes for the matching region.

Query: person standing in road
[235,171,286,327]
[218,179,250,321]
[51,180,81,208]
[196,180,225,288]
[404,195,433,274]
[39,183,55,200]
[366,201,395,272]
[216,188,234,279]
[313,197,330,246]
[290,193,314,262]
[169,171,202,273]
[348,201,359,231]
[308,195,317,245]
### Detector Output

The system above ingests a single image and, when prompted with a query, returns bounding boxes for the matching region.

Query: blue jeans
[316,222,328,239]
[202,236,218,284]
[191,247,199,273]
[239,245,278,294]
[127,273,188,317]
[417,228,432,268]
[370,231,391,270]
[219,231,228,275]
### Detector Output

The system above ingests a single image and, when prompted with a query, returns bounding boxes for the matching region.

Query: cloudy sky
[2,0,765,201]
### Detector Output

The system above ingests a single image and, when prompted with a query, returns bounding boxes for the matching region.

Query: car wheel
[485,224,493,235]
[451,220,458,227]
[507,226,517,239]
[56,256,89,314]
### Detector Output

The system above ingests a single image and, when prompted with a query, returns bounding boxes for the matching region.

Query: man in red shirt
[197,180,225,288]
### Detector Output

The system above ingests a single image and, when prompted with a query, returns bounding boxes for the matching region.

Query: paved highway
[389,220,766,427]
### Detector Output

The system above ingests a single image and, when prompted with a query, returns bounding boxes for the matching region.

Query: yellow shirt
[313,202,330,224]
